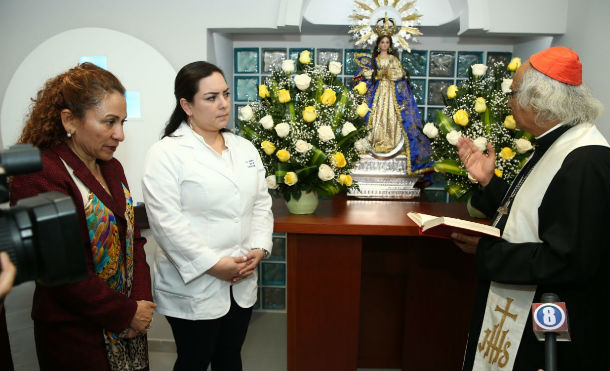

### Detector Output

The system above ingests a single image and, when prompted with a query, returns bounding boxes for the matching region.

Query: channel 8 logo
[533,303,566,330]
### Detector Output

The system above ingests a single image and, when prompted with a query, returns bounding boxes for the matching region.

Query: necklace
[93,164,109,191]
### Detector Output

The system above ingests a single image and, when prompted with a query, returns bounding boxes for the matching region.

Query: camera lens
[0,192,87,286]
[0,209,37,284]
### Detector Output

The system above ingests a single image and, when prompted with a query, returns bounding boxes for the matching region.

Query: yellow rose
[507,57,522,72]
[504,115,516,129]
[320,89,337,105]
[494,169,503,178]
[453,109,469,126]
[332,152,347,168]
[338,174,353,186]
[302,106,317,122]
[299,50,311,64]
[356,103,370,117]
[353,81,367,95]
[284,171,298,186]
[500,147,516,160]
[261,140,276,155]
[447,85,458,99]
[474,97,487,113]
[278,89,291,103]
[258,84,270,99]
[276,149,291,162]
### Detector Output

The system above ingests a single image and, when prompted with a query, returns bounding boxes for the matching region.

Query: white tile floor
[149,312,287,371]
[6,282,395,371]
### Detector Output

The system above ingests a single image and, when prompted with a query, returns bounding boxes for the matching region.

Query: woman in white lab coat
[142,61,273,371]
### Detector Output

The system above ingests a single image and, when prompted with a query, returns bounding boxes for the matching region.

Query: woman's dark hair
[370,35,413,89]
[19,63,125,149]
[163,61,225,138]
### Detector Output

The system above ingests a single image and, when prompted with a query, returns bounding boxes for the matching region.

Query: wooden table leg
[287,234,363,371]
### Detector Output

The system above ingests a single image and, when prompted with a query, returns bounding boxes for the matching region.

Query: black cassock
[463,125,610,371]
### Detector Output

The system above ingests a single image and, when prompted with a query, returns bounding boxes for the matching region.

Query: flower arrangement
[238,51,370,201]
[422,57,535,199]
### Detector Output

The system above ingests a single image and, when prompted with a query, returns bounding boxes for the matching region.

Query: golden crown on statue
[374,14,397,37]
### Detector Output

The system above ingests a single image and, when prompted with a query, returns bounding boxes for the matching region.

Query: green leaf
[295,165,318,179]
[482,109,491,133]
[239,125,256,141]
[433,159,467,176]
[436,111,458,135]
[336,129,358,148]
[332,87,349,128]
[292,189,302,200]
[317,181,340,198]
[286,102,296,122]
[515,130,535,141]
[445,181,470,200]
[274,162,291,183]
[309,146,328,166]
[315,77,324,101]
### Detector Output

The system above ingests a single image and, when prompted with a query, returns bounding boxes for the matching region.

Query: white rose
[328,61,342,75]
[274,122,290,138]
[295,139,312,153]
[317,125,335,142]
[318,164,335,181]
[354,138,370,154]
[294,73,311,91]
[515,138,533,154]
[238,105,254,121]
[265,175,278,189]
[501,78,513,94]
[281,59,295,74]
[473,137,488,152]
[259,114,274,130]
[446,130,462,146]
[471,64,488,77]
[341,122,357,136]
[422,123,438,139]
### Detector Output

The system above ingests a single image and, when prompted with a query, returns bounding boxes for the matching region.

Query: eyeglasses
[505,90,519,98]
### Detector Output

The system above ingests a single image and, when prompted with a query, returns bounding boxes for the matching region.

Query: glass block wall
[252,233,287,312]
[233,46,512,204]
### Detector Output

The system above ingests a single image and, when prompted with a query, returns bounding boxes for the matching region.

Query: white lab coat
[142,123,273,320]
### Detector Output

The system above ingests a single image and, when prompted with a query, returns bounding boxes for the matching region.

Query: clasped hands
[451,137,497,254]
[207,249,265,284]
[125,300,156,339]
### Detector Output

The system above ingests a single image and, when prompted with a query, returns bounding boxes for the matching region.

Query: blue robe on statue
[355,52,433,176]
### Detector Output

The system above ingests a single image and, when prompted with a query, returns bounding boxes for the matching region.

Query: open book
[407,212,501,239]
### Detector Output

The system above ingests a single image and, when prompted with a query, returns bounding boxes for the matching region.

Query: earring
[66,131,72,138]
[388,47,393,53]
[377,48,381,53]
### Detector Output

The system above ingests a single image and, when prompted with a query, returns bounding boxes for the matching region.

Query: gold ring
[464,153,471,162]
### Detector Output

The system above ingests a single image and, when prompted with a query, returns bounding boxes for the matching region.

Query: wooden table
[274,196,478,370]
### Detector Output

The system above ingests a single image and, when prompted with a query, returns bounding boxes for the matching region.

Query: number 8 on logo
[534,303,566,331]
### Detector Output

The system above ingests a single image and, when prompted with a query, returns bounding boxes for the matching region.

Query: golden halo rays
[348,0,423,53]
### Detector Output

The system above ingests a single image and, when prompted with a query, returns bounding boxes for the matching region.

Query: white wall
[0,28,176,203]
[553,0,610,139]
[0,0,306,145]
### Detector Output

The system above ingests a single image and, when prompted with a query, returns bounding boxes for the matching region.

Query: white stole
[472,123,609,371]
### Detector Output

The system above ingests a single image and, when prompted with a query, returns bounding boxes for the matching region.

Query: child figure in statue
[355,34,433,175]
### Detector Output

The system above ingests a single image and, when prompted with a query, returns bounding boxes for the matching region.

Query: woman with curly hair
[10,62,155,371]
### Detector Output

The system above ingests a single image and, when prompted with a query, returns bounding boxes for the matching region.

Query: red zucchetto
[529,46,582,85]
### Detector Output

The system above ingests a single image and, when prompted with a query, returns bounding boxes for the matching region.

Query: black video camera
[0,144,87,286]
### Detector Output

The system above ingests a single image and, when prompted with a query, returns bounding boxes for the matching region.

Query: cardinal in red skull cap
[453,46,610,371]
